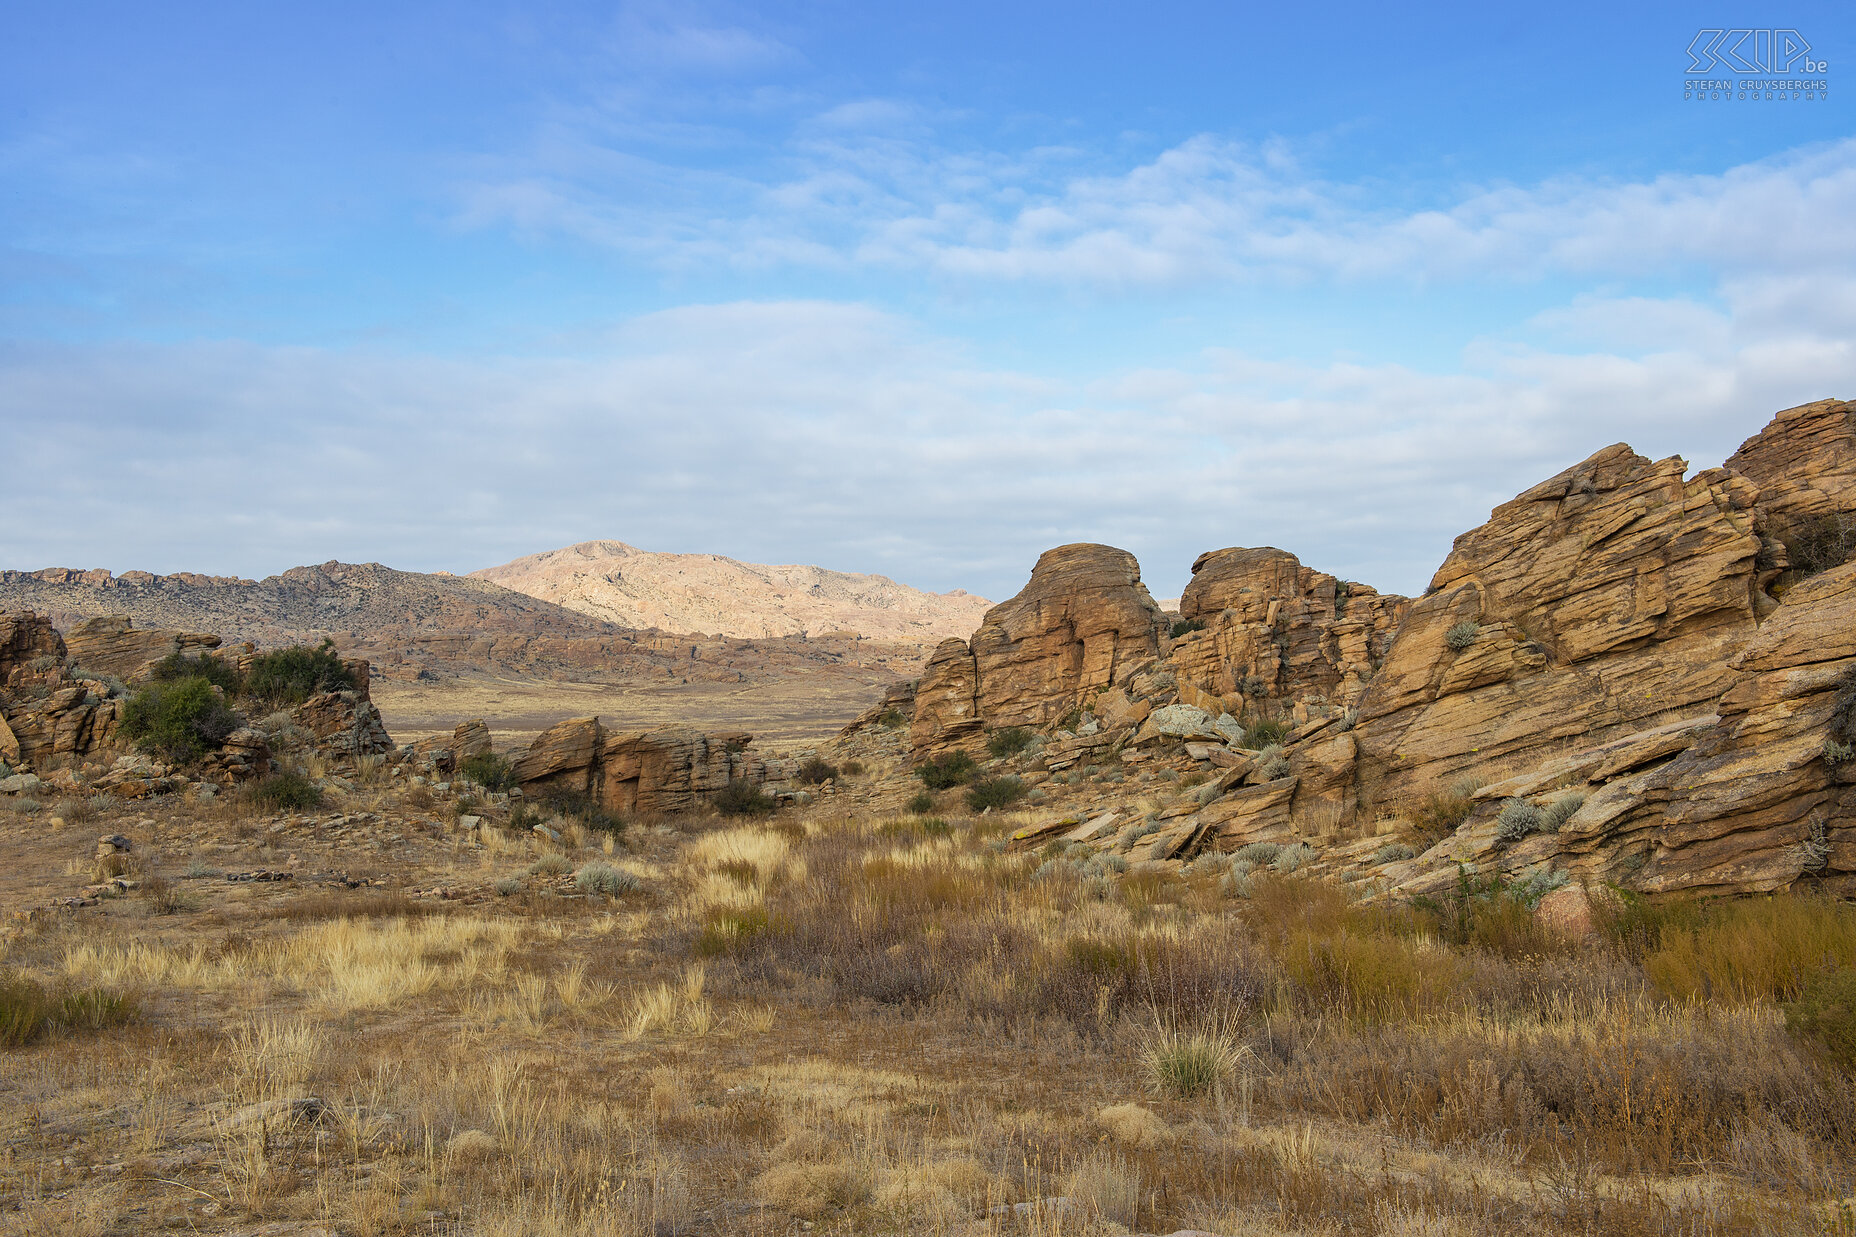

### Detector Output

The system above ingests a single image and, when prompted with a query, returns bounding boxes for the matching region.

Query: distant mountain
[471,540,994,642]
[0,561,918,687]
[0,561,618,649]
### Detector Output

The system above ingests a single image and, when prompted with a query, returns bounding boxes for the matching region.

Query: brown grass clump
[755,1158,869,1217]
[1641,893,1856,1003]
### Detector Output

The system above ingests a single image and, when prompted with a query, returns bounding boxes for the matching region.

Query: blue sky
[2,1,1851,602]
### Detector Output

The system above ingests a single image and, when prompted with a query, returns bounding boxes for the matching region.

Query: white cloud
[3,299,1846,602]
[460,124,1856,290]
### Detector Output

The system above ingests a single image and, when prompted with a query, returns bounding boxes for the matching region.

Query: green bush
[1241,718,1288,748]
[915,750,978,790]
[249,771,323,811]
[985,727,1034,758]
[121,677,239,762]
[875,708,907,729]
[1785,967,1856,1070]
[714,778,775,816]
[1445,621,1480,651]
[964,776,1027,812]
[796,756,838,785]
[246,639,357,706]
[905,790,936,814]
[1371,842,1417,864]
[1169,618,1206,638]
[1141,1024,1240,1098]
[574,862,640,896]
[151,650,243,693]
[459,752,514,791]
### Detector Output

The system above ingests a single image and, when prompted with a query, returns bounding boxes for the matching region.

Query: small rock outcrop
[513,717,767,815]
[1169,547,1407,714]
[910,544,1164,757]
[64,614,223,682]
[1,610,65,681]
[1725,398,1856,545]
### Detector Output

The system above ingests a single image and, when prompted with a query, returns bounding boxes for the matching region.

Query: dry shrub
[1404,778,1479,842]
[1097,1101,1174,1150]
[874,1155,990,1222]
[755,1158,869,1217]
[1644,893,1856,1003]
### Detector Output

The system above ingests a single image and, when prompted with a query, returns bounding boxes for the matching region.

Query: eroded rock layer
[1349,445,1763,816]
[513,716,768,816]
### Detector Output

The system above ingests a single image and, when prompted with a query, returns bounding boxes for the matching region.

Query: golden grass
[7,792,1855,1237]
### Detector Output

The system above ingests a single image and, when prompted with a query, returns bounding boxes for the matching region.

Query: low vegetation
[985,726,1034,758]
[4,774,1855,1236]
[121,675,239,761]
[914,749,978,789]
[245,638,357,706]
[247,770,323,810]
[459,751,515,791]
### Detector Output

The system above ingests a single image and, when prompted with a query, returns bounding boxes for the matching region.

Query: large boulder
[513,716,766,815]
[293,690,394,760]
[910,544,1164,757]
[64,615,222,682]
[1169,547,1407,712]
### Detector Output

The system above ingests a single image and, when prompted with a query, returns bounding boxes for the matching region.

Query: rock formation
[1169,547,1406,714]
[1337,445,1764,822]
[293,689,395,762]
[512,717,767,816]
[883,399,1854,899]
[909,544,1165,757]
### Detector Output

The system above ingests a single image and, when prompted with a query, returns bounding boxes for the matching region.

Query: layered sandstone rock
[1,611,66,682]
[513,716,766,815]
[1169,547,1407,713]
[1348,445,1763,816]
[64,615,222,682]
[1725,398,1856,544]
[910,544,1164,757]
[293,689,395,761]
[1632,560,1856,893]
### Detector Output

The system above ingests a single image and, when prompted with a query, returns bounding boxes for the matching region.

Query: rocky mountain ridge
[0,559,924,689]
[472,539,993,642]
